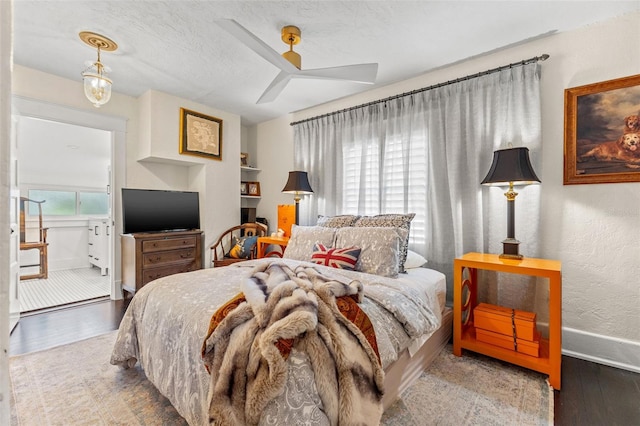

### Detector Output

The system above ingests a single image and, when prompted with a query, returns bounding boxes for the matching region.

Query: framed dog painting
[564,74,640,184]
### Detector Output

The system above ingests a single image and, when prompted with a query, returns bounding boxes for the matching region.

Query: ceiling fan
[216,19,378,104]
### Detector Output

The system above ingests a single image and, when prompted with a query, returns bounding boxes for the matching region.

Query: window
[27,189,108,216]
[341,132,427,245]
[79,191,109,215]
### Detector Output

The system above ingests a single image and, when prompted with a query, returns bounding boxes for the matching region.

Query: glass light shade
[82,67,112,108]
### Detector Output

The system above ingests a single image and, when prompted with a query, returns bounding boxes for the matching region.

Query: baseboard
[559,325,640,373]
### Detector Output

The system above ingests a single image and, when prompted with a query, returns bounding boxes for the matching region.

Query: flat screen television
[121,188,200,234]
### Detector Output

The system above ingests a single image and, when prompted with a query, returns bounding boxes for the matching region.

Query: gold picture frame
[179,107,223,160]
[240,181,248,195]
[564,74,640,184]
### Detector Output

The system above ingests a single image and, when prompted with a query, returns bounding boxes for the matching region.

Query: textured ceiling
[12,1,640,125]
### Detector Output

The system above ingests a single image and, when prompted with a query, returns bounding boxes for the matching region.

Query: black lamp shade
[481,147,540,186]
[282,171,313,194]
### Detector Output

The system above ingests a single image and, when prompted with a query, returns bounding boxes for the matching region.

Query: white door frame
[0,1,13,423]
[9,115,19,331]
[12,96,127,300]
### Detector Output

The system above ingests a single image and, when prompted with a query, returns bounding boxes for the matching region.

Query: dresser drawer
[121,230,203,296]
[142,236,197,253]
[141,261,198,285]
[142,248,196,267]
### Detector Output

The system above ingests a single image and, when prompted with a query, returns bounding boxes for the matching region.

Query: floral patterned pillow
[316,215,360,228]
[282,225,336,261]
[353,213,415,274]
[334,226,408,278]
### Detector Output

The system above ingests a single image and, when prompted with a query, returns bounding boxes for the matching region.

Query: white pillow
[404,250,428,269]
[283,225,336,261]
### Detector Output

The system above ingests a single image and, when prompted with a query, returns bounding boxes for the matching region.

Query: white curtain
[293,63,542,307]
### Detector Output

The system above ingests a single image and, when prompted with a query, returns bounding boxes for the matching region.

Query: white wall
[18,117,111,188]
[254,114,295,231]
[252,12,640,371]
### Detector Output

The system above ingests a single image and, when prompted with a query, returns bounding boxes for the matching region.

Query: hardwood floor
[9,298,129,356]
[554,354,640,426]
[9,300,640,425]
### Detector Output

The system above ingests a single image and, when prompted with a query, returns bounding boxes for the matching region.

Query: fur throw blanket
[201,262,385,426]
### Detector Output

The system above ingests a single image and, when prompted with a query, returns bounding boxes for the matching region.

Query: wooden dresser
[121,230,203,296]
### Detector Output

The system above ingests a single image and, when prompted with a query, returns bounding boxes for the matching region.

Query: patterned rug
[9,332,552,425]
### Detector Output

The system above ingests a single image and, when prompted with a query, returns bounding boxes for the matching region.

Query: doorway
[10,96,127,324]
[17,116,112,313]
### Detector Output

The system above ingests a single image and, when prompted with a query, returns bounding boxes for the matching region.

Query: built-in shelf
[241,166,261,205]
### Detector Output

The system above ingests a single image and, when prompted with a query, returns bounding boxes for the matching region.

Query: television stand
[121,230,203,296]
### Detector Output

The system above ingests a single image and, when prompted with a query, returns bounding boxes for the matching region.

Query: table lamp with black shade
[282,171,313,225]
[481,146,540,259]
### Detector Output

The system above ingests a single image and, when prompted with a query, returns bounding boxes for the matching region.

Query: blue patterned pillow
[228,236,258,259]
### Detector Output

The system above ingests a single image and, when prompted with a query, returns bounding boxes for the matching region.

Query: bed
[111,221,452,425]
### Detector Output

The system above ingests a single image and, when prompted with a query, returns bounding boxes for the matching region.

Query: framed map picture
[179,107,223,160]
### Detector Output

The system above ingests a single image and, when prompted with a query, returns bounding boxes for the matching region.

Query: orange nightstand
[453,252,562,389]
[256,236,289,258]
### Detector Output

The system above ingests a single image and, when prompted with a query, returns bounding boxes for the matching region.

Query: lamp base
[499,238,523,260]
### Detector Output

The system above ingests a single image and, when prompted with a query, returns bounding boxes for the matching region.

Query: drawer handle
[180,251,193,258]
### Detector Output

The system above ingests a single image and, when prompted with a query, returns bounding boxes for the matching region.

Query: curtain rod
[290,54,549,126]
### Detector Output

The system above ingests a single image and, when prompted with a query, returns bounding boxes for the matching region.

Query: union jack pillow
[311,243,361,270]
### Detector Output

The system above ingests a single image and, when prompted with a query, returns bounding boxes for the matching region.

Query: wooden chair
[20,197,49,280]
[210,222,267,267]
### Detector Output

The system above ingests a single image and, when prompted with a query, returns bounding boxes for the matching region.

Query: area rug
[9,331,552,425]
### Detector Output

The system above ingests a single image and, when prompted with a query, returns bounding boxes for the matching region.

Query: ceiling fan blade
[257,71,293,104]
[215,19,298,73]
[296,63,378,84]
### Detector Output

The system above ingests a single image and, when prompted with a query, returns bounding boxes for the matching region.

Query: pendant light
[79,31,118,108]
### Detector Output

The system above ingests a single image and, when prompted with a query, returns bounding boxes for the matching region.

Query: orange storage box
[476,328,541,357]
[474,303,537,341]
